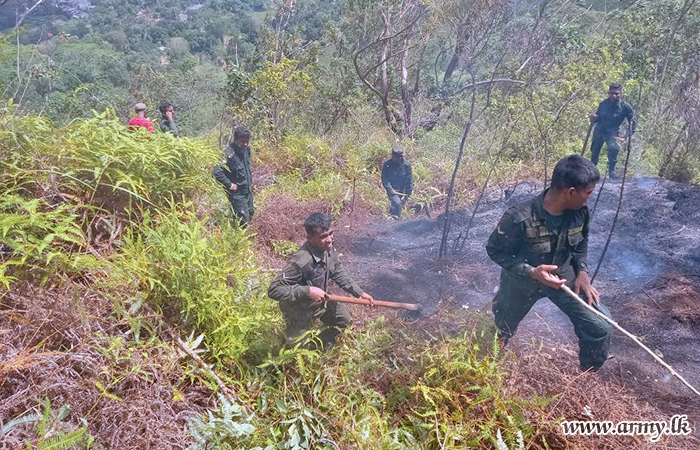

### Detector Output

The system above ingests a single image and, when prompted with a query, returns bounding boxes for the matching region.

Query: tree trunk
[443,25,468,84]
[400,24,413,137]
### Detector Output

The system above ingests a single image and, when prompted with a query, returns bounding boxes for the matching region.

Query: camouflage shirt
[160,118,180,137]
[381,160,413,196]
[268,242,364,304]
[594,98,636,137]
[212,143,252,196]
[486,190,590,278]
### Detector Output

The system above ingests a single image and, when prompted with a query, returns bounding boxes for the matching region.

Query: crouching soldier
[268,212,374,349]
[486,155,613,371]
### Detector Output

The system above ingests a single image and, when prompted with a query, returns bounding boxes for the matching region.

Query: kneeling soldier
[268,212,374,349]
[486,155,613,371]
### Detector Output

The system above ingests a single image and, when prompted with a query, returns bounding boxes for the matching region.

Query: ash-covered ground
[338,175,700,428]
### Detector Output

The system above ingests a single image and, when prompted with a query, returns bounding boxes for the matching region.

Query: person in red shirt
[128,103,155,133]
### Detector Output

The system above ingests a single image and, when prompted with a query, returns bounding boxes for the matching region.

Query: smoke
[593,243,663,285]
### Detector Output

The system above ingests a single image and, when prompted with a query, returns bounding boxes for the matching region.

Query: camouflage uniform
[212,143,254,225]
[486,190,612,370]
[381,159,413,217]
[160,117,180,137]
[267,242,364,348]
[590,98,636,174]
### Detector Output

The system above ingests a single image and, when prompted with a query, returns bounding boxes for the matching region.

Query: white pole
[560,285,700,398]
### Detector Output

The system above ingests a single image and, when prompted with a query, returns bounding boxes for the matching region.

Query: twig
[590,174,606,221]
[14,0,47,30]
[591,133,632,282]
[581,121,593,156]
[642,289,663,310]
[457,111,523,254]
[173,334,244,407]
[439,94,475,257]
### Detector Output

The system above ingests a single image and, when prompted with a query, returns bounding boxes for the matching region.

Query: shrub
[0,193,96,289]
[110,205,283,364]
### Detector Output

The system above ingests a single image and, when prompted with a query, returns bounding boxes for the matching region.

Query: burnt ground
[335,176,700,438]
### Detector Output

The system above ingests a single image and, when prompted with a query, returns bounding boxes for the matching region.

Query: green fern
[2,399,92,450]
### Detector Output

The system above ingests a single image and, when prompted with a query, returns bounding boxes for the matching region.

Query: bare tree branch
[658,0,697,86]
[451,78,525,96]
[14,0,47,30]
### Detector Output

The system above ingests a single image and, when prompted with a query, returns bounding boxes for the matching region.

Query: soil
[335,175,700,436]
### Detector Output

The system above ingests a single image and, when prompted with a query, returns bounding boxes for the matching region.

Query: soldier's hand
[614,136,625,142]
[530,264,567,289]
[309,286,328,303]
[360,292,374,307]
[574,272,599,306]
[230,183,238,191]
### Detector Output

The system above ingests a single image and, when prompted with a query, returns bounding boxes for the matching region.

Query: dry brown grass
[250,192,380,269]
[342,301,700,450]
[626,273,700,326]
[0,283,212,450]
[505,344,699,449]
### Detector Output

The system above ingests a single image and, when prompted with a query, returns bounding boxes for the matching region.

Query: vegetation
[2,0,700,448]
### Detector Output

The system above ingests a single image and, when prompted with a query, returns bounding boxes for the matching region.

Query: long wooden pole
[560,285,700,398]
[580,121,594,156]
[326,294,419,311]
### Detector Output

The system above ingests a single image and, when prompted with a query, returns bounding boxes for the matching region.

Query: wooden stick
[560,285,700,398]
[326,294,419,311]
[581,121,594,156]
[173,335,246,407]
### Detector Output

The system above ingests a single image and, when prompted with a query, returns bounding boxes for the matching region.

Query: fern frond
[1,413,41,436]
[38,427,87,450]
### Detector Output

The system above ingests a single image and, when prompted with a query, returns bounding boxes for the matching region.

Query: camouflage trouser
[228,193,255,226]
[387,191,407,217]
[278,299,351,349]
[590,132,620,172]
[492,268,612,371]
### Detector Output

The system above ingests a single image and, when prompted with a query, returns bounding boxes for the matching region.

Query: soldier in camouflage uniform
[589,83,637,179]
[486,155,613,371]
[158,101,180,137]
[268,212,374,349]
[381,147,413,218]
[212,126,254,226]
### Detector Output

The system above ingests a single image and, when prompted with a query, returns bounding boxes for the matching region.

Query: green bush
[0,193,94,289]
[0,108,222,217]
[252,315,554,450]
[110,206,283,363]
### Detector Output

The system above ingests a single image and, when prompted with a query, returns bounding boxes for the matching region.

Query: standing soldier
[212,126,254,226]
[159,101,180,137]
[589,83,637,179]
[268,212,374,349]
[486,155,613,372]
[381,146,413,219]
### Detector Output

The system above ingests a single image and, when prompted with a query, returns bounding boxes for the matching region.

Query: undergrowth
[108,205,283,364]
[3,110,695,450]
